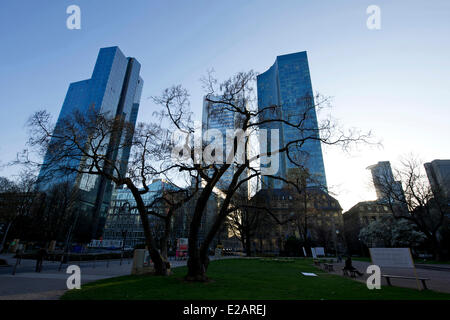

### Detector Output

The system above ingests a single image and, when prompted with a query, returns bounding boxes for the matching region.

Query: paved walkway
[321,260,450,294]
[0,254,234,300]
[0,254,134,300]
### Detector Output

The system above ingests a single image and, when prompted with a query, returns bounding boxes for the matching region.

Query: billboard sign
[315,247,325,257]
[369,248,414,268]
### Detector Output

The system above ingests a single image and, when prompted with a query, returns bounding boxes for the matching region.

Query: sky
[0,0,449,211]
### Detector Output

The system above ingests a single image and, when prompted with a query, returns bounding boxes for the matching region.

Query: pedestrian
[15,248,23,265]
[35,247,47,272]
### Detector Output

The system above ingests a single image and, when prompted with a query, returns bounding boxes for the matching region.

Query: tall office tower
[424,160,450,200]
[257,51,327,190]
[37,46,144,238]
[202,96,246,191]
[367,161,404,202]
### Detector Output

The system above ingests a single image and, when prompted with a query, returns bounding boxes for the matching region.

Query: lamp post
[358,237,364,257]
[119,201,131,266]
[335,229,340,259]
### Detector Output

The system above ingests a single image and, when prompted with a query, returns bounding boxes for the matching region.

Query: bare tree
[151,70,373,281]
[226,185,277,256]
[39,180,80,243]
[0,177,16,192]
[0,170,39,251]
[378,156,448,260]
[284,168,316,247]
[144,184,198,261]
[20,69,372,279]
[18,108,192,275]
[0,177,18,252]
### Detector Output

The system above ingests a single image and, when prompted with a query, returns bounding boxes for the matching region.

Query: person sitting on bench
[343,256,363,276]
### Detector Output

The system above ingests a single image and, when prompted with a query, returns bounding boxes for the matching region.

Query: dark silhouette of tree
[18,108,196,275]
[377,156,448,260]
[150,70,373,281]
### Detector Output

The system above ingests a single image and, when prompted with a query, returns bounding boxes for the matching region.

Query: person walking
[35,247,47,272]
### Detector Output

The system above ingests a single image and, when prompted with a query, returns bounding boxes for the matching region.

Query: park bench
[342,268,358,278]
[323,263,334,272]
[382,274,430,290]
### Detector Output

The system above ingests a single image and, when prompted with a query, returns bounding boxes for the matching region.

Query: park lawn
[352,257,372,262]
[61,258,450,300]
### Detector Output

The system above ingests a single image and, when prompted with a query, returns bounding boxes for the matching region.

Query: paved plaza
[0,254,191,300]
[0,254,235,300]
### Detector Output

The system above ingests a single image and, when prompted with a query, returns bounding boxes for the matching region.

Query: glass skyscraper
[202,96,240,190]
[424,160,450,200]
[38,46,144,238]
[366,161,404,202]
[257,51,327,190]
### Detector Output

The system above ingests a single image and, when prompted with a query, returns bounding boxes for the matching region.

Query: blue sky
[0,0,449,210]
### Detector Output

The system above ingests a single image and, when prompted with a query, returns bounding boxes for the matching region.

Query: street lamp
[358,237,364,257]
[119,201,131,265]
[335,229,340,259]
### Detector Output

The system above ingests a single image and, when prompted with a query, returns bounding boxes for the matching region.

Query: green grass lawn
[352,257,372,262]
[61,258,450,300]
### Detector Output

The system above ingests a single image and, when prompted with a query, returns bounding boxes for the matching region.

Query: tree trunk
[197,188,236,275]
[160,214,172,262]
[148,246,167,275]
[431,234,443,261]
[186,185,215,281]
[0,221,12,253]
[244,228,252,257]
[186,164,242,281]
[128,184,168,276]
[186,251,209,281]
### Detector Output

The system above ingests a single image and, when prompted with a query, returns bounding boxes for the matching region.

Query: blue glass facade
[202,96,238,190]
[257,52,327,190]
[38,46,144,238]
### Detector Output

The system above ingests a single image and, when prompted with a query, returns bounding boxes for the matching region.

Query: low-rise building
[248,187,343,255]
[103,181,228,253]
[102,180,173,249]
[343,201,393,254]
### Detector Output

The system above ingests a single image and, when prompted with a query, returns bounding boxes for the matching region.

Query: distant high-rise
[257,51,327,189]
[424,160,450,200]
[367,161,404,202]
[38,46,144,238]
[202,96,245,190]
